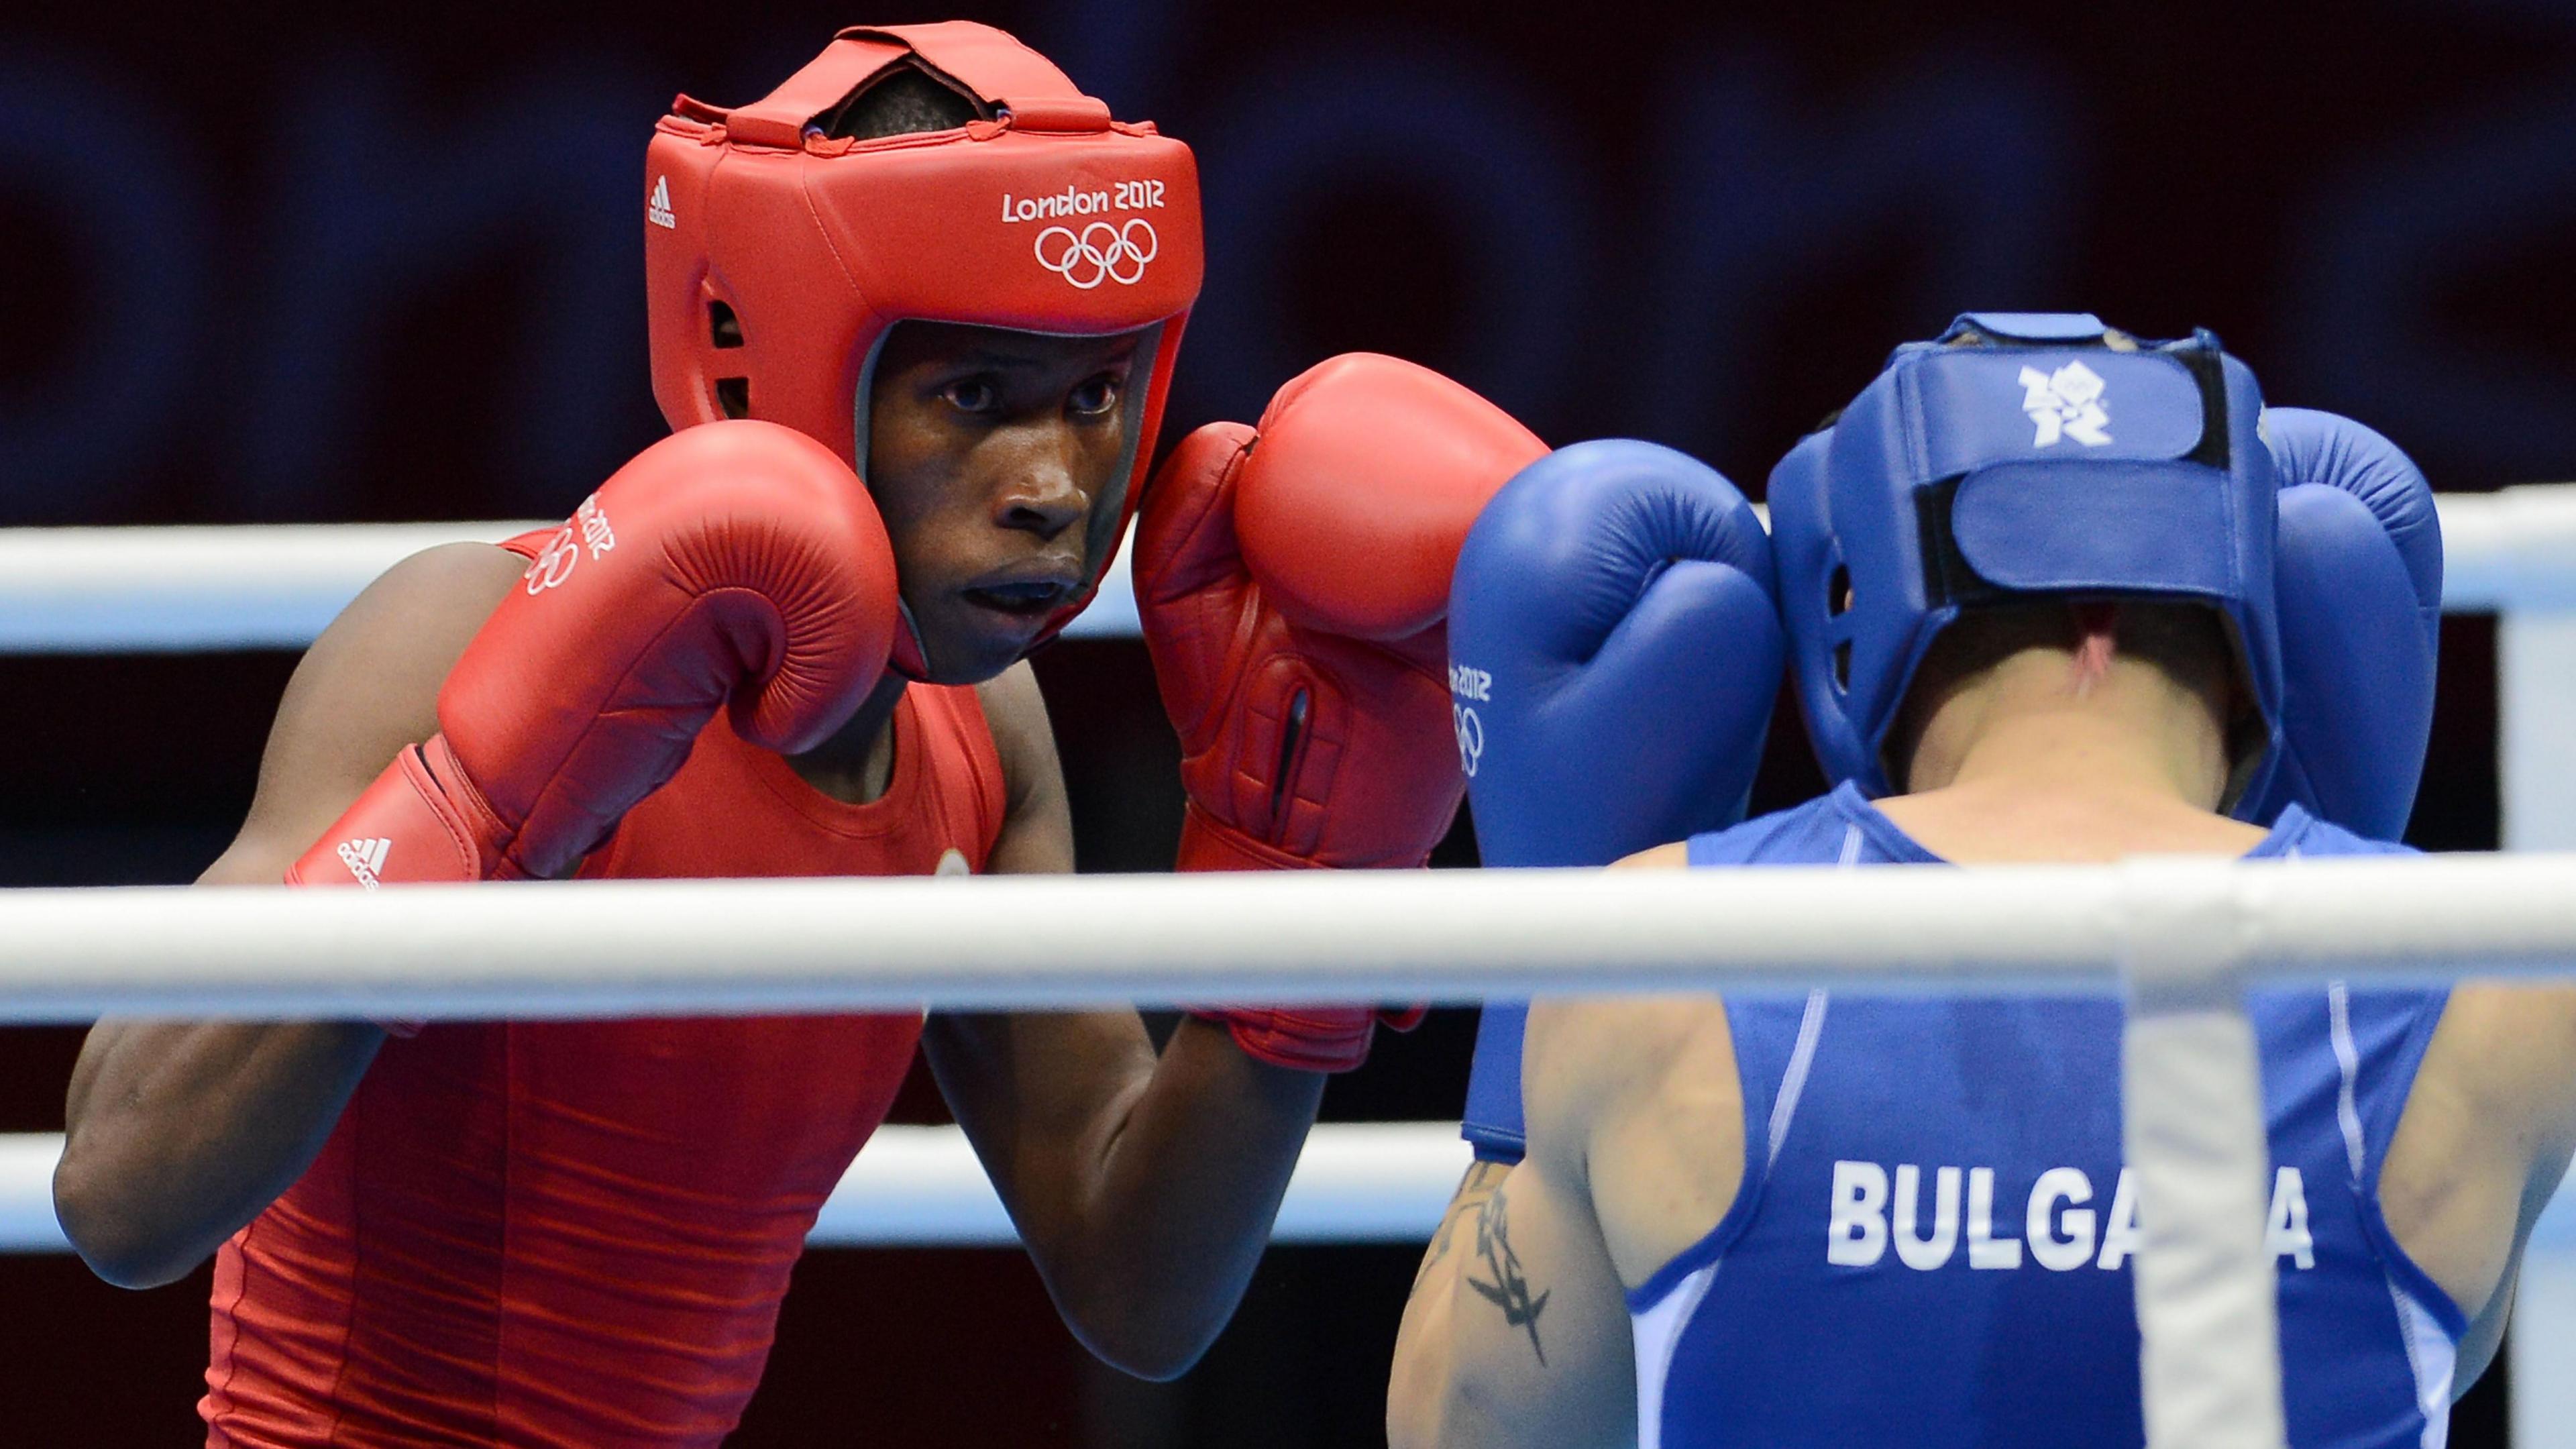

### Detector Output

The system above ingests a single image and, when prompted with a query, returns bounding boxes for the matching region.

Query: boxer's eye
[1068,374,1120,418]
[941,376,1002,415]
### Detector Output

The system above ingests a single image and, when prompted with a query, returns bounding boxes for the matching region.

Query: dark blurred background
[0,0,2562,1440]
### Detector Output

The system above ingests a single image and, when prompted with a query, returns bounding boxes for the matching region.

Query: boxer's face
[867,321,1142,684]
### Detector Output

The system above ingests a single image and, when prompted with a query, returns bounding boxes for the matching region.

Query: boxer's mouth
[959,567,1082,619]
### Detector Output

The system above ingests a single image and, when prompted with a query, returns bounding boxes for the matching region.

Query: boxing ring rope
[5,856,2574,1018]
[0,517,1143,653]
[0,1124,1472,1252]
[13,489,2576,1441]
[2,484,2573,653]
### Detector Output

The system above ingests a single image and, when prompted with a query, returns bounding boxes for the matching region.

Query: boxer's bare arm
[1388,1157,1630,1449]
[1389,1000,1676,1448]
[2379,983,2576,1386]
[1388,1159,1520,1446]
[55,543,525,1289]
[922,664,1328,1379]
[1392,846,1739,1446]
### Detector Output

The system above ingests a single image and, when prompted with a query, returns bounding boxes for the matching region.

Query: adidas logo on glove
[336,837,391,891]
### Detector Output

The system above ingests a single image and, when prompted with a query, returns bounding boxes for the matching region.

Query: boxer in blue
[1387,315,2555,1448]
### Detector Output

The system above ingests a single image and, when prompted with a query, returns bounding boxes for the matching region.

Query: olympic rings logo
[525,527,580,594]
[1033,219,1159,289]
[1453,703,1485,778]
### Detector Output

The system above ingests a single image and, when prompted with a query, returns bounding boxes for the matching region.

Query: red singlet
[201,541,1008,1448]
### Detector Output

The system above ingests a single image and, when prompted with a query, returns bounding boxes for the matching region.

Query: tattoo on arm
[1416,1160,1509,1287]
[1464,1180,1552,1364]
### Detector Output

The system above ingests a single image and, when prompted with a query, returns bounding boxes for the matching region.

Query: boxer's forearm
[56,1018,382,1288]
[925,1009,1324,1379]
[1044,1016,1326,1376]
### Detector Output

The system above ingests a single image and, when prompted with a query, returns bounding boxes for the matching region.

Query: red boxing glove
[288,418,901,894]
[1137,354,1545,1069]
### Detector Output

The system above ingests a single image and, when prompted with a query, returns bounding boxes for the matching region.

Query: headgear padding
[1770,313,2284,814]
[643,23,1203,676]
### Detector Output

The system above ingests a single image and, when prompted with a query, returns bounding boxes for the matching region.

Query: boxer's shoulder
[2269,806,2418,859]
[1608,795,1868,873]
[1523,988,1741,1289]
[225,543,526,876]
[287,541,524,742]
[969,661,1071,871]
[336,541,529,634]
[1684,792,1873,867]
[969,662,1055,797]
[1527,995,1733,1128]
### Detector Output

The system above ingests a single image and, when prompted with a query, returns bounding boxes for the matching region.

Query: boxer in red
[51,24,1545,1446]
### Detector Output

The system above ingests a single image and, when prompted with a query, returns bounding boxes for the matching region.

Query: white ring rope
[0,855,2567,1021]
[0,518,1141,653]
[0,1123,1472,1253]
[0,486,2561,653]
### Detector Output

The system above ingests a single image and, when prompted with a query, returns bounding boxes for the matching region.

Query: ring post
[2118,856,2287,1449]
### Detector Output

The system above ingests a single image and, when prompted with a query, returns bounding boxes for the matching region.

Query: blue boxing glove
[1450,440,1784,863]
[2244,409,2443,839]
[1450,439,1786,1161]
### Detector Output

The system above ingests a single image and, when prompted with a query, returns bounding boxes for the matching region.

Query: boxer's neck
[782,672,908,805]
[1875,645,2263,863]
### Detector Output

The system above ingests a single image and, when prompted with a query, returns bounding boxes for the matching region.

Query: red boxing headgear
[643,22,1203,678]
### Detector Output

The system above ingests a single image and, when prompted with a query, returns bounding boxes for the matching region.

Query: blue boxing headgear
[1770,312,2284,814]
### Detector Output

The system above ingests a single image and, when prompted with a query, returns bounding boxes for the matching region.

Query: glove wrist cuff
[284,745,488,890]
[1175,801,1439,871]
[1189,1008,1374,1073]
[1175,804,1327,872]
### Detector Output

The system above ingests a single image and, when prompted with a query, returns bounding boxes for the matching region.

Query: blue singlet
[1466,784,2459,1448]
